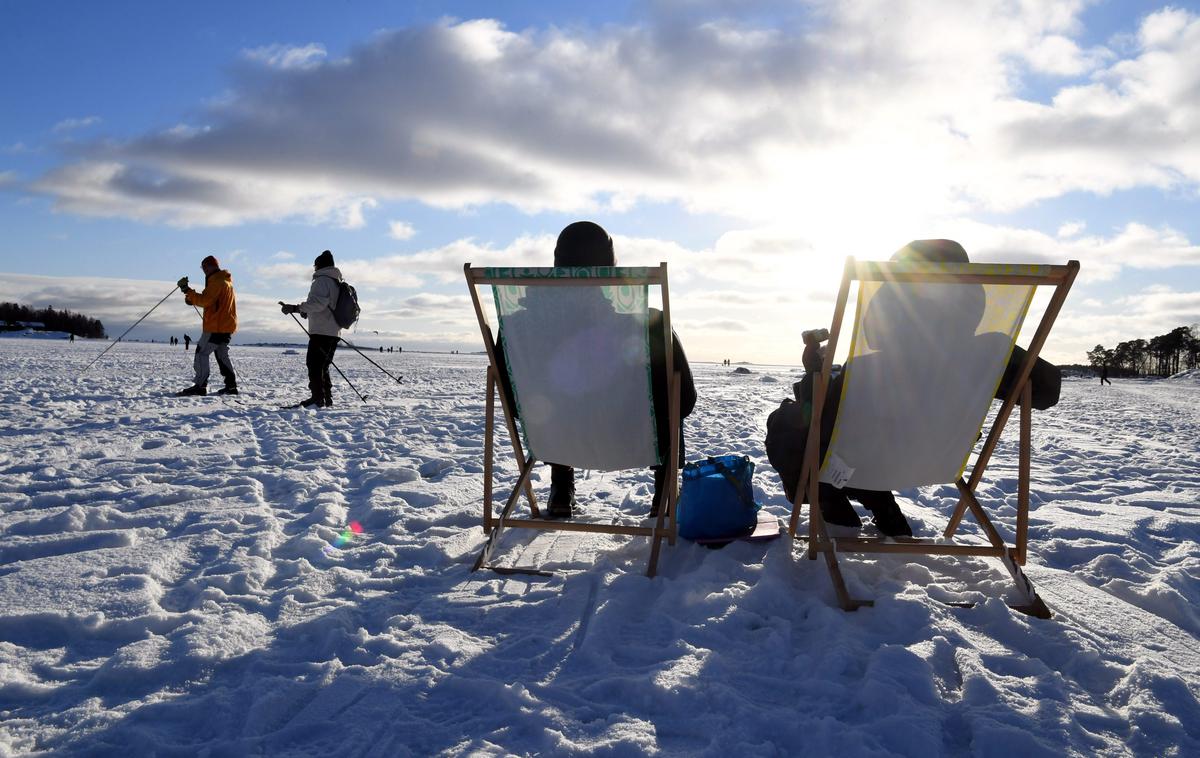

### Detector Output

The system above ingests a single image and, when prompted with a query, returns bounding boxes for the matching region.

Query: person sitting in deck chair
[768,239,1062,536]
[493,221,698,519]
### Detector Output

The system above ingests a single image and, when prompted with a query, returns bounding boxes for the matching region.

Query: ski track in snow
[0,340,1198,756]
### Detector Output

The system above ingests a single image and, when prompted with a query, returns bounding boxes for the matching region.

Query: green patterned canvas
[488,267,662,468]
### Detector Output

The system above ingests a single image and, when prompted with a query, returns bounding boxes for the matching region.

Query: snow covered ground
[1,338,1197,756]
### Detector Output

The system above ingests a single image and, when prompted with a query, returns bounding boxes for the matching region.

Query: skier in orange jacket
[176,255,238,396]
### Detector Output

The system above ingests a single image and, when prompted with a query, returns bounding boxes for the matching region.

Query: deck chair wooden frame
[787,257,1079,617]
[464,263,682,577]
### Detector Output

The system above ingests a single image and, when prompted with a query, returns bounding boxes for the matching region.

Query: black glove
[177,276,189,292]
[280,303,300,315]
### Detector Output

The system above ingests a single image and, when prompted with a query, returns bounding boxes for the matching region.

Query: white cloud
[34,160,379,228]
[947,220,1200,282]
[1051,286,1200,353]
[1057,221,1086,238]
[1023,34,1109,76]
[8,208,1200,363]
[0,273,286,340]
[997,8,1200,203]
[687,319,750,332]
[242,43,327,70]
[28,6,1200,231]
[376,293,473,319]
[388,220,416,240]
[14,1,1200,365]
[52,116,101,134]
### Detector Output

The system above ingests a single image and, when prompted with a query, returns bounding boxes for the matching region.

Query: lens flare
[322,521,364,557]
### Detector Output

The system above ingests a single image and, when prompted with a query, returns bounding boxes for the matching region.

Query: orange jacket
[185,269,238,334]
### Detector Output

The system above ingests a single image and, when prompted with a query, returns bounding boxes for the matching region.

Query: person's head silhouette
[862,239,985,353]
[554,222,616,267]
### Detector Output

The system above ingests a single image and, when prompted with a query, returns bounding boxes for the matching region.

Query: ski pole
[338,336,404,384]
[80,286,177,375]
[286,311,368,403]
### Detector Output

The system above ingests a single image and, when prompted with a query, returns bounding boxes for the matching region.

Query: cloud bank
[28,5,1200,237]
[15,3,1200,362]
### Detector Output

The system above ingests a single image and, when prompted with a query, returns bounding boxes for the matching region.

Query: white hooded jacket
[300,266,343,337]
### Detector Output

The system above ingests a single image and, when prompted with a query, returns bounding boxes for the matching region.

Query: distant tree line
[1087,324,1200,378]
[0,302,106,339]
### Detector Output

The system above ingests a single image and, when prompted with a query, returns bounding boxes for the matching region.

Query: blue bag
[676,455,760,541]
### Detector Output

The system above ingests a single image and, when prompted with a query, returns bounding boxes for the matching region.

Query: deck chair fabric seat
[464,264,683,577]
[492,278,660,471]
[789,258,1079,616]
[822,268,1035,491]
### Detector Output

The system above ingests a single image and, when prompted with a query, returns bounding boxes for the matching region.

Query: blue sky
[2,0,1199,363]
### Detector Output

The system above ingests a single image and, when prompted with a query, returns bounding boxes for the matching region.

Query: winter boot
[216,386,239,396]
[286,397,322,409]
[547,464,575,519]
[867,502,913,537]
[177,384,207,397]
[819,497,862,529]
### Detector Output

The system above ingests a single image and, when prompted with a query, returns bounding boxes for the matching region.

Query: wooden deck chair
[464,263,682,577]
[787,257,1079,617]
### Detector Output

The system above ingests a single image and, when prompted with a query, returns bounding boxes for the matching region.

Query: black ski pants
[306,334,339,406]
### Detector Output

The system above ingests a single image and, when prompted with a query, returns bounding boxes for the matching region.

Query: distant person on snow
[176,256,239,396]
[1100,364,1112,385]
[184,334,191,351]
[280,249,343,409]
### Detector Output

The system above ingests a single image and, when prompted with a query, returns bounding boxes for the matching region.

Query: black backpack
[321,276,360,329]
[765,397,810,504]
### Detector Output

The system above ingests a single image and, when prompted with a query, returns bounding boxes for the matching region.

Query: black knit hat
[553,222,615,267]
[892,239,968,263]
[314,250,334,269]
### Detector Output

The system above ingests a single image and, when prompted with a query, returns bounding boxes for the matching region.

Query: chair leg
[1016,381,1032,565]
[647,535,663,578]
[1000,549,1052,619]
[483,370,495,533]
[647,370,683,577]
[811,521,873,611]
[473,455,536,572]
[647,481,671,577]
[804,465,871,610]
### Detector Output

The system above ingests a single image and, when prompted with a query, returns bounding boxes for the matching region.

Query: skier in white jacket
[281,249,343,408]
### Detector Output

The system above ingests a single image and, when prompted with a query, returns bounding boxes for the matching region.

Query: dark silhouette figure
[280,250,343,408]
[1100,365,1112,385]
[493,221,697,519]
[769,239,1063,537]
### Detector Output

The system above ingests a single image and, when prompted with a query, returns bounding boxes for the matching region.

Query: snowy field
[1,338,1198,756]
